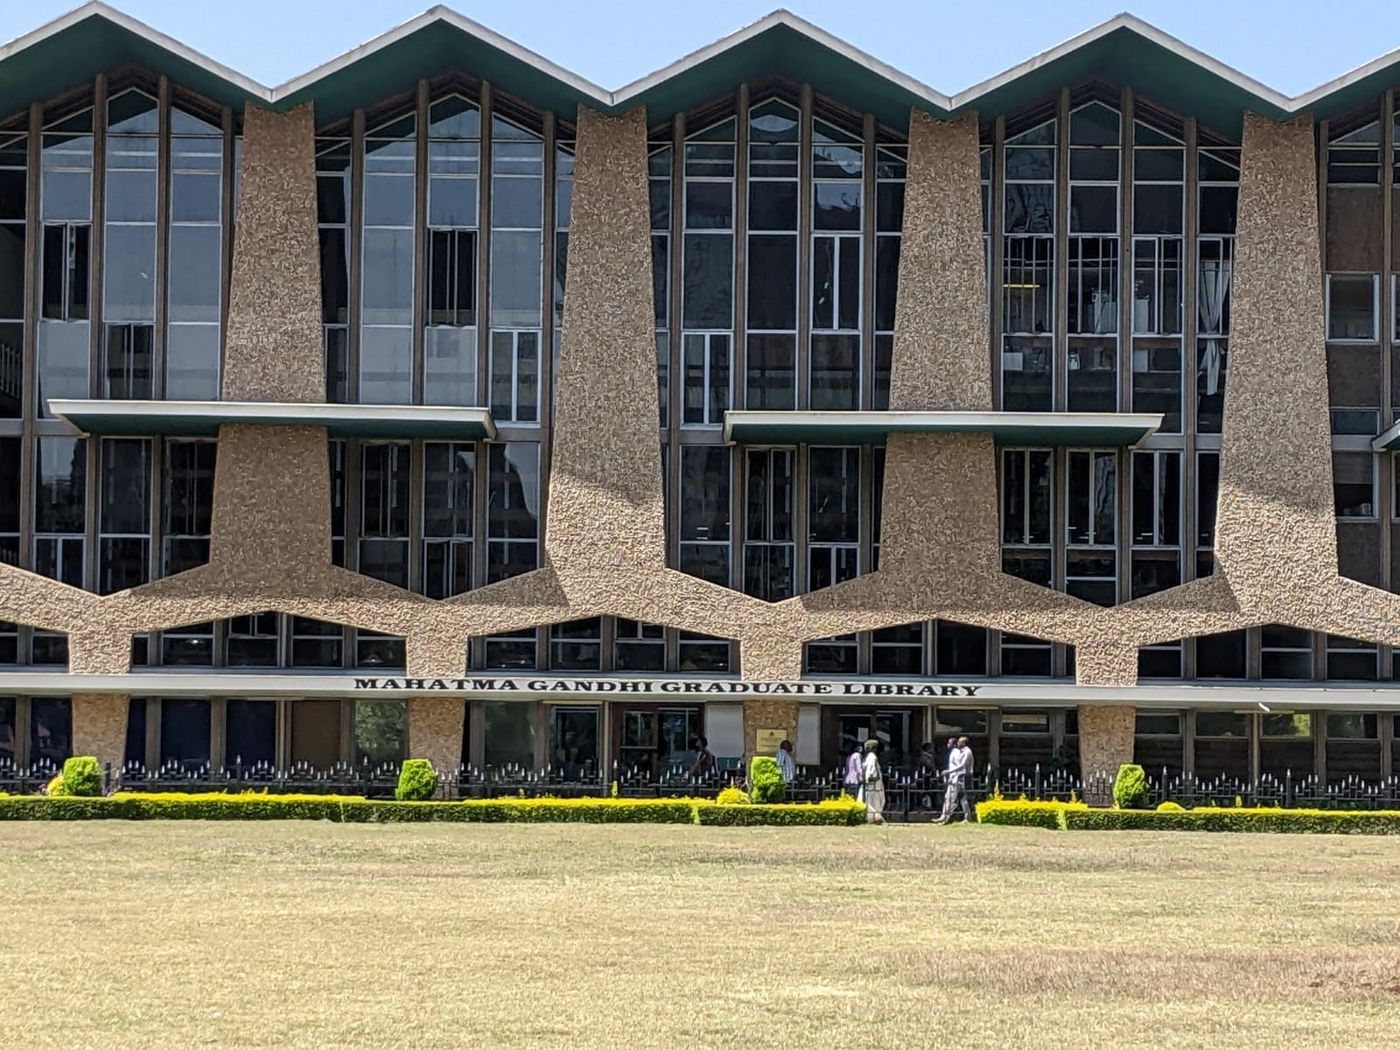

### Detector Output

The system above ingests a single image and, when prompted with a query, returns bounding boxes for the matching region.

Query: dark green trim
[52,404,495,440]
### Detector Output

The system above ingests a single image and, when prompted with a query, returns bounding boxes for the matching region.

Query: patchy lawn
[2,822,1398,1048]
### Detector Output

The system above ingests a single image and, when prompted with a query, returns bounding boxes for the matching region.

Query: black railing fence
[4,757,1400,817]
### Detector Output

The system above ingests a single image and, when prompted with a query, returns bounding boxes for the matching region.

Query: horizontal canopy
[723,410,1163,447]
[1371,420,1400,452]
[47,399,498,440]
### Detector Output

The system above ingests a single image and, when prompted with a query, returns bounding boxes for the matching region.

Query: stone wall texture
[69,693,129,779]
[407,697,466,789]
[6,99,1400,772]
[1077,704,1135,803]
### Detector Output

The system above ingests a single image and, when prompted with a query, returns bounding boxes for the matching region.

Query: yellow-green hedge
[1063,806,1400,835]
[0,792,865,826]
[975,799,1088,829]
[976,798,1400,835]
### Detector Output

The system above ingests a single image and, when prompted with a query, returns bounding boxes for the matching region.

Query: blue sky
[3,1,1400,96]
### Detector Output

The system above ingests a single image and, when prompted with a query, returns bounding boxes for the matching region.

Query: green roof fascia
[50,402,496,440]
[725,413,1160,447]
[950,27,1290,140]
[276,20,603,128]
[1299,63,1400,125]
[0,13,264,126]
[619,23,949,132]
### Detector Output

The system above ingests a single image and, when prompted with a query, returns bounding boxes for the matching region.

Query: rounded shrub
[44,773,66,797]
[748,756,786,804]
[61,757,102,798]
[716,786,750,806]
[394,759,438,802]
[1112,763,1149,810]
[1156,800,1185,812]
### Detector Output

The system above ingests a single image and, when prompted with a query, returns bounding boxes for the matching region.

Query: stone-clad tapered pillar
[70,693,129,785]
[222,103,323,403]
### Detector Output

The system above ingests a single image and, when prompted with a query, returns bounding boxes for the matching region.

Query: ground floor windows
[0,696,71,769]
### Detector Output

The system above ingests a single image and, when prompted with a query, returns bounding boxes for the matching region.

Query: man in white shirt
[776,739,796,785]
[935,736,974,824]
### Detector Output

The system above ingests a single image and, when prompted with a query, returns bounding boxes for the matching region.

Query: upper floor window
[1327,121,1380,185]
[359,113,416,404]
[1326,274,1379,342]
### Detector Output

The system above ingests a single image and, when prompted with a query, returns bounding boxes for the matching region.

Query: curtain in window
[1197,259,1231,396]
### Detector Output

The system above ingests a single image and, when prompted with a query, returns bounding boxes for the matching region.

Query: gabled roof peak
[0,2,1394,136]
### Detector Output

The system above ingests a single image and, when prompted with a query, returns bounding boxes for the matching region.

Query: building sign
[351,676,985,697]
[754,728,787,751]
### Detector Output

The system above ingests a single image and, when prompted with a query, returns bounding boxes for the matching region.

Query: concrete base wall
[742,699,799,760]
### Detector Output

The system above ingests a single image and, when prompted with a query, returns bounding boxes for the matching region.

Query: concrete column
[407,697,465,795]
[70,693,129,786]
[1077,703,1135,804]
[742,699,799,761]
[222,103,322,402]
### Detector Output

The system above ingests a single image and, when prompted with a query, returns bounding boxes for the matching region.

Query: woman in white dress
[861,739,885,824]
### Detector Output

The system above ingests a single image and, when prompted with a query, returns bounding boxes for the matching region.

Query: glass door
[549,705,599,780]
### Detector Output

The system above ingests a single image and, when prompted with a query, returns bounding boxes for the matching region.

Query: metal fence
[5,758,1400,817]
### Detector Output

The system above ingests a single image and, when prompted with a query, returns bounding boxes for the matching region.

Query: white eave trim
[1371,419,1400,452]
[47,398,498,438]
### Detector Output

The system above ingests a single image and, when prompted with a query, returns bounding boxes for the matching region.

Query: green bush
[60,757,103,798]
[0,793,870,827]
[44,773,67,797]
[1063,807,1400,835]
[395,759,438,802]
[1156,801,1184,812]
[715,786,750,806]
[748,756,786,804]
[1112,764,1149,810]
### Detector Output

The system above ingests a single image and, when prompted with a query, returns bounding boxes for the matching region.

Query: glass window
[354,700,407,765]
[226,613,280,667]
[483,700,534,767]
[1326,275,1378,341]
[30,697,72,766]
[1326,712,1378,739]
[614,619,665,672]
[487,442,539,583]
[1135,712,1181,735]
[1196,630,1246,679]
[162,440,215,575]
[160,698,210,766]
[678,445,731,586]
[359,443,410,588]
[291,617,344,669]
[1194,710,1248,738]
[743,448,795,601]
[808,447,860,591]
[1327,635,1378,681]
[550,619,601,671]
[225,699,277,768]
[360,115,416,404]
[1332,452,1375,519]
[489,329,539,423]
[1260,625,1312,680]
[166,115,223,399]
[422,442,474,598]
[98,438,150,594]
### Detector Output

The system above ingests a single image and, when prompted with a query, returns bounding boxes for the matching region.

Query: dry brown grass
[2,821,1399,1048]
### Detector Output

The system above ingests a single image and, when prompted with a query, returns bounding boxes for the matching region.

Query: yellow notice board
[754,728,787,753]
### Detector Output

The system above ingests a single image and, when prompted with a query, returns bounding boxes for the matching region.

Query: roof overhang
[1371,420,1400,452]
[2,5,1389,144]
[724,410,1163,447]
[47,399,497,440]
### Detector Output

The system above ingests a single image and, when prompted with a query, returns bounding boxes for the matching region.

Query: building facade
[2,4,1400,790]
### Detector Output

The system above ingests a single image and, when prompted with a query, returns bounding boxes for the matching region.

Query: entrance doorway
[616,705,702,778]
[549,706,600,779]
[832,708,918,772]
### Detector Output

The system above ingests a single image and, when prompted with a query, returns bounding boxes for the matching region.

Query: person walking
[861,738,886,824]
[844,742,865,800]
[935,735,974,824]
[776,739,796,785]
[687,736,715,779]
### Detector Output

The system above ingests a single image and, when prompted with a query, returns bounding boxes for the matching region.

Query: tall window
[98,438,150,594]
[1065,449,1116,605]
[1066,103,1119,413]
[650,144,671,427]
[0,132,26,419]
[873,146,905,410]
[809,120,862,410]
[359,442,410,588]
[162,440,215,575]
[488,113,543,423]
[422,442,474,598]
[486,442,538,582]
[1000,448,1052,586]
[165,110,223,399]
[743,448,795,600]
[682,118,734,424]
[359,113,416,404]
[1196,147,1237,434]
[746,100,798,411]
[1130,120,1184,432]
[33,436,85,587]
[103,91,158,400]
[1002,118,1055,410]
[38,108,93,415]
[424,95,480,406]
[678,445,731,586]
[808,446,860,589]
[1196,450,1219,579]
[1130,450,1181,597]
[317,138,351,401]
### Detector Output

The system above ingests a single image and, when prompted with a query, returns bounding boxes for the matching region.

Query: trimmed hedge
[749,756,785,804]
[1063,807,1400,835]
[696,799,864,827]
[0,792,865,826]
[975,799,1087,829]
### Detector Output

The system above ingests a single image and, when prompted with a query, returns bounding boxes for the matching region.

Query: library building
[3,3,1400,799]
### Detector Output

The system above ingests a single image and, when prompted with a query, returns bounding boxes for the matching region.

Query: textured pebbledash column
[69,693,129,785]
[407,697,466,793]
[1076,704,1135,804]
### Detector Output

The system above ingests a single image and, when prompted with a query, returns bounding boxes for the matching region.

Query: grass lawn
[3,822,1399,1048]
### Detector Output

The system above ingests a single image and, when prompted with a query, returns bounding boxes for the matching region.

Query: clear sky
[3,0,1400,97]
